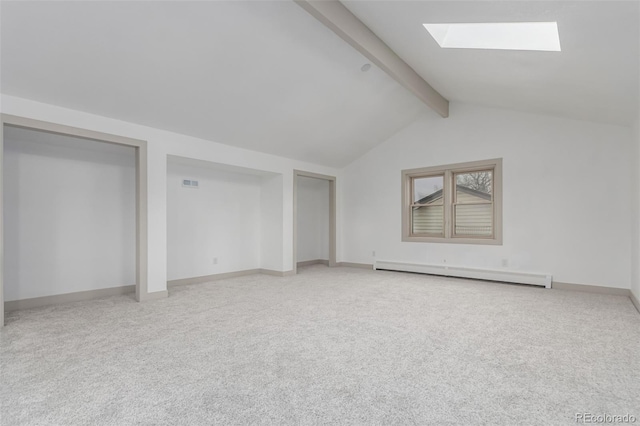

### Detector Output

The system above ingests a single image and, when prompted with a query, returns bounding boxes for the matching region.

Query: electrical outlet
[372,251,376,257]
[212,257,218,265]
[502,258,509,267]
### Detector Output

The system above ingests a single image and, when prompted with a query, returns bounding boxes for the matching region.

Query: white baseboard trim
[337,262,374,269]
[5,285,135,312]
[297,260,373,269]
[169,269,295,284]
[371,261,634,299]
[552,281,631,297]
[261,269,295,277]
[168,269,260,287]
[375,260,552,288]
[5,266,298,312]
[138,290,169,301]
[627,290,640,314]
[297,259,329,267]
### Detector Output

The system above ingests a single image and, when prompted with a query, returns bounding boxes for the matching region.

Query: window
[402,159,502,244]
[423,22,561,52]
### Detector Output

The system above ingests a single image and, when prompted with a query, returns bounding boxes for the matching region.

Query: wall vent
[182,179,199,188]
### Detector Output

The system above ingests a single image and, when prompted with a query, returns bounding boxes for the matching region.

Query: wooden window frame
[410,173,445,237]
[401,158,503,245]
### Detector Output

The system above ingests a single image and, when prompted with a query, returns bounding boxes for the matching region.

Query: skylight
[423,22,561,52]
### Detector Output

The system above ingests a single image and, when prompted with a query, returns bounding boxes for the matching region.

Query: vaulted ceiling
[1,1,638,167]
[343,1,640,126]
[1,1,429,167]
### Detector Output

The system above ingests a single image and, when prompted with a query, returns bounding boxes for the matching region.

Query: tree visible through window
[454,171,493,237]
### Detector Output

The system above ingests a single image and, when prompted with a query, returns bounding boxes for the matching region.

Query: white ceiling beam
[295,0,449,118]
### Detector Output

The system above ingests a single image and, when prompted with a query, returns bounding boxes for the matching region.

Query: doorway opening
[293,170,336,274]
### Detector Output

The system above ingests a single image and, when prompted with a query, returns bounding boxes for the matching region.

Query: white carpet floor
[1,265,639,425]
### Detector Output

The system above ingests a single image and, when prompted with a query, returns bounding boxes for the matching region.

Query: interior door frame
[0,114,149,327]
[293,169,336,275]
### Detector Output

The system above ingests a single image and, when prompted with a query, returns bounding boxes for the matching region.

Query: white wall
[167,160,265,281]
[261,174,284,271]
[631,117,640,299]
[4,127,136,300]
[342,102,633,289]
[1,95,342,296]
[296,176,329,262]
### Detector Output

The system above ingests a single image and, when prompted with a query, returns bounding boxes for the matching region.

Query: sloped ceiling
[343,1,640,126]
[2,1,638,169]
[0,1,429,167]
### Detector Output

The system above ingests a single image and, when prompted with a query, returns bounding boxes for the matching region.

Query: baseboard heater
[374,261,552,289]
